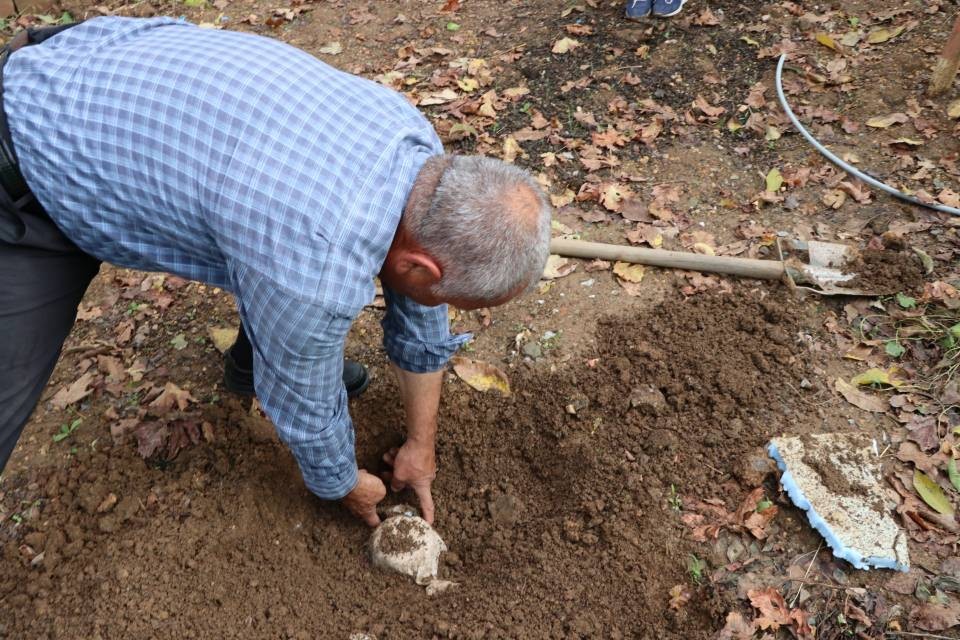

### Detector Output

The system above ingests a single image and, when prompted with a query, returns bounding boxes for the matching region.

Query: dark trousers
[0,22,102,472]
[0,206,101,471]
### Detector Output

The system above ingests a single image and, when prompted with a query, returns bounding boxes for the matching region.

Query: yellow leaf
[949,99,960,119]
[727,119,743,132]
[552,37,581,54]
[613,262,645,283]
[850,367,906,388]
[207,326,239,353]
[913,470,955,516]
[765,125,781,141]
[502,137,522,163]
[815,32,839,51]
[502,86,530,99]
[692,242,715,256]
[765,168,783,193]
[451,357,511,395]
[550,189,575,208]
[866,25,905,44]
[457,77,479,93]
[740,36,760,47]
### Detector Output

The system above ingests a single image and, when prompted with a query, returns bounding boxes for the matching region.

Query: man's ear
[397,250,442,285]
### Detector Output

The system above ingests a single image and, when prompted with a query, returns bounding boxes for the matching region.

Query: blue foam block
[768,442,909,572]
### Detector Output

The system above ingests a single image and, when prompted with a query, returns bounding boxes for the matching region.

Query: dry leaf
[148,382,196,416]
[948,99,960,119]
[866,25,905,44]
[613,262,645,283]
[835,378,888,412]
[599,184,633,212]
[502,137,523,163]
[451,357,511,395]
[318,41,343,55]
[550,189,576,208]
[913,470,955,516]
[866,113,909,128]
[909,600,960,632]
[815,32,840,51]
[542,255,577,280]
[50,372,96,410]
[748,588,792,631]
[552,37,581,54]
[208,326,239,353]
[668,584,692,610]
[717,611,755,640]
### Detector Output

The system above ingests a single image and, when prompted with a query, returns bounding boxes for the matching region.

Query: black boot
[223,349,370,398]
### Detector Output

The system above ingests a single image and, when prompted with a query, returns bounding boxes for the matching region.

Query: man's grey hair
[405,155,552,303]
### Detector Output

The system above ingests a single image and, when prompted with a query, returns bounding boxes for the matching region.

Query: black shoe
[223,352,370,398]
[342,359,370,398]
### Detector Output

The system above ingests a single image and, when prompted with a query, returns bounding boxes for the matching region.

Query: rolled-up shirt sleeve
[234,267,359,500]
[381,285,471,373]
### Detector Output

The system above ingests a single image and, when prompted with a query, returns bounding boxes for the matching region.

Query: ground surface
[2,1,960,639]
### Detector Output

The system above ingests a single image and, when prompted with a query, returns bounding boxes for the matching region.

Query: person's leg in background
[625,0,686,20]
[0,242,100,470]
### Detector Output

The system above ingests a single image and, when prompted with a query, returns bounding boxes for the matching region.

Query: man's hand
[383,440,437,523]
[341,469,387,527]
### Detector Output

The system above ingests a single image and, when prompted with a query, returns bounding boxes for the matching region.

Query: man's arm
[380,285,470,523]
[383,364,443,522]
[234,269,385,523]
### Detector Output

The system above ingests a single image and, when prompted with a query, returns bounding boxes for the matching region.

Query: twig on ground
[789,541,821,607]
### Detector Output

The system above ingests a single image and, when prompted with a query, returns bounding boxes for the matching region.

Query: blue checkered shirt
[4,17,469,499]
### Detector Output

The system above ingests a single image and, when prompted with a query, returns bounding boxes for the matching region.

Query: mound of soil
[842,249,926,295]
[0,286,819,639]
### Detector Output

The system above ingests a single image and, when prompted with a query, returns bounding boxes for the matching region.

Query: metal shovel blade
[784,240,877,297]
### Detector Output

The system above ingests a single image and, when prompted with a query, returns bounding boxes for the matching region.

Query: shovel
[549,237,881,296]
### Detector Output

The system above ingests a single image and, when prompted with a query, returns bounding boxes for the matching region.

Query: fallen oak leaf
[866,25,905,44]
[134,421,170,459]
[668,584,692,610]
[909,600,960,632]
[50,372,96,410]
[748,588,792,631]
[148,382,196,416]
[451,357,510,395]
[716,611,755,640]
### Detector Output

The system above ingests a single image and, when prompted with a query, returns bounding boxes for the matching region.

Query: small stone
[522,341,542,359]
[735,448,776,487]
[425,579,458,596]
[629,385,667,415]
[96,493,118,513]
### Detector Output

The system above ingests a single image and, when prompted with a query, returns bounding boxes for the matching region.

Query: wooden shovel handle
[549,238,786,280]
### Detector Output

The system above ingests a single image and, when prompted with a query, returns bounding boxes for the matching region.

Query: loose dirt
[843,249,927,295]
[0,285,831,639]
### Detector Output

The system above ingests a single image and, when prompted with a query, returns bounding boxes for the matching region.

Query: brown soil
[0,284,827,639]
[377,517,425,555]
[842,249,926,295]
[2,0,958,637]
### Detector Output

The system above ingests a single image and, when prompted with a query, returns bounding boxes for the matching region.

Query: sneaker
[223,352,370,399]
[653,0,686,17]
[625,0,652,20]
